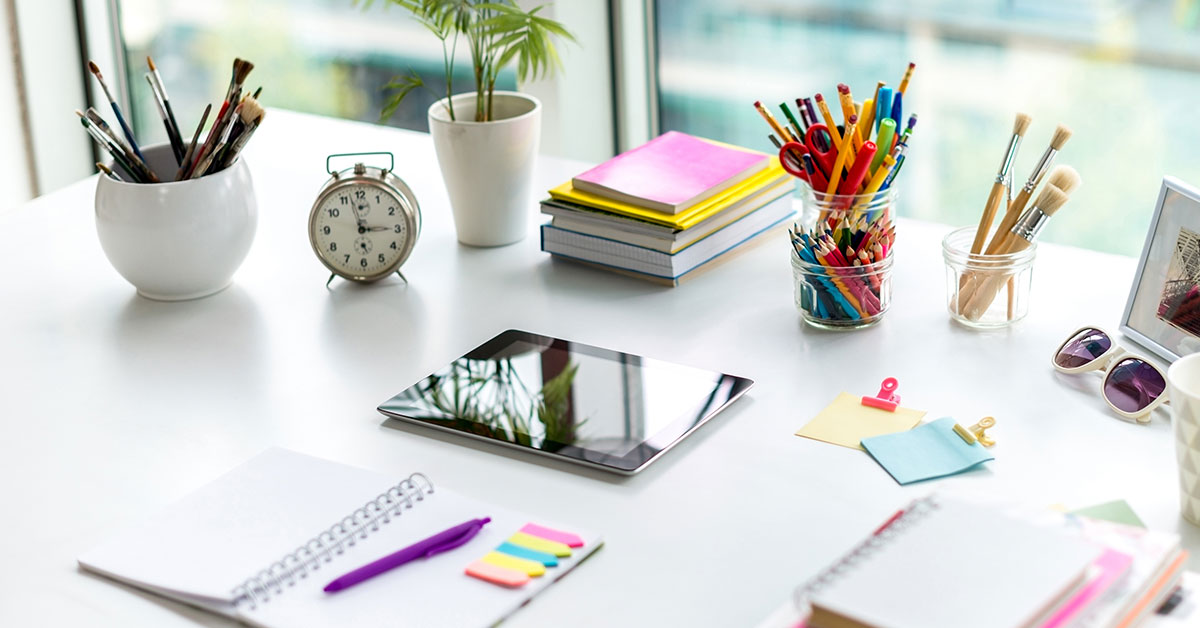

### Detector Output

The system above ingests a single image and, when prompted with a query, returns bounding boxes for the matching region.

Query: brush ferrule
[1022,148,1058,194]
[1012,207,1049,242]
[994,134,1023,184]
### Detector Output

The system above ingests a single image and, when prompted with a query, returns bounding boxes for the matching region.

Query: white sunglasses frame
[1051,326,1169,423]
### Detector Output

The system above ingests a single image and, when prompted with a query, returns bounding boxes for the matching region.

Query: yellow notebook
[549,159,788,230]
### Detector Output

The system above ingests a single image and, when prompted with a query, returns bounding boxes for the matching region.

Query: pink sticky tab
[520,523,584,548]
[466,560,530,587]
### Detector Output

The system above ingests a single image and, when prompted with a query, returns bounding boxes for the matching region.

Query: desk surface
[2,109,1195,626]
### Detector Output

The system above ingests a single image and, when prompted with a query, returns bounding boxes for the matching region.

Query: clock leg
[326,273,337,288]
[396,269,408,284]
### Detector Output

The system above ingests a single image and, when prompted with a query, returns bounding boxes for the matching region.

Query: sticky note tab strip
[509,532,572,557]
[468,523,585,588]
[466,560,530,587]
[497,541,558,566]
[520,523,584,548]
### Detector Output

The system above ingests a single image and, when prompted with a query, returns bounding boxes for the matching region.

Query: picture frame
[1121,176,1200,363]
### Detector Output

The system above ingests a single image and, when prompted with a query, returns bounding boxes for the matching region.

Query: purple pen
[323,517,491,593]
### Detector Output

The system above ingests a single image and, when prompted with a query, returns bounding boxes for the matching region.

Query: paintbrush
[187,59,254,178]
[82,107,149,174]
[96,161,123,182]
[985,124,1072,255]
[88,61,146,165]
[217,98,264,169]
[77,110,157,182]
[176,103,211,181]
[79,117,143,182]
[146,56,185,164]
[970,112,1032,254]
[964,183,1073,320]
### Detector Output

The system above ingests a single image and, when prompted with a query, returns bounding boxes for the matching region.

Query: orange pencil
[824,117,858,196]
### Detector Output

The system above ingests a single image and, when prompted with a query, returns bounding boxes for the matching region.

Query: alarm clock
[308,152,421,285]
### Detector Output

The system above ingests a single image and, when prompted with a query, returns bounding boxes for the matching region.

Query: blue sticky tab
[860,417,994,485]
[496,541,558,567]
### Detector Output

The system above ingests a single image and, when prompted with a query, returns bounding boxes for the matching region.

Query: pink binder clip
[862,377,901,412]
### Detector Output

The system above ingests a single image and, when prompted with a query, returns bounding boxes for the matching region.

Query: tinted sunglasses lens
[1104,358,1166,414]
[1055,328,1111,368]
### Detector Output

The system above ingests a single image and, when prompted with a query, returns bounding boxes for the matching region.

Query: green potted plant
[367,0,575,247]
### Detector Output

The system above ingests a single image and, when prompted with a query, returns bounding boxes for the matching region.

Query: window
[655,0,1200,256]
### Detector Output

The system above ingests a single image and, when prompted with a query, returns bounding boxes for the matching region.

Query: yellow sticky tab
[509,532,571,557]
[482,551,545,576]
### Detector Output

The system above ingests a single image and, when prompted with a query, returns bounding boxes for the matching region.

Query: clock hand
[366,226,390,232]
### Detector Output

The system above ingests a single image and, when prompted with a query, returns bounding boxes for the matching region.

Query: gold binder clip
[951,417,996,447]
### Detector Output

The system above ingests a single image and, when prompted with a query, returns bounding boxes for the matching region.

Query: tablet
[377,329,754,475]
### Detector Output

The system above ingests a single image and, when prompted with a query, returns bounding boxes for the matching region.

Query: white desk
[2,109,1196,626]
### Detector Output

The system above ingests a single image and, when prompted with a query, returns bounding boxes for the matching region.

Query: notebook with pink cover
[571,131,769,215]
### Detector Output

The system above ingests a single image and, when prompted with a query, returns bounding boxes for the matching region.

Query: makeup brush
[176,103,211,181]
[146,56,185,164]
[964,184,1072,320]
[970,112,1032,254]
[88,61,146,164]
[985,124,1072,255]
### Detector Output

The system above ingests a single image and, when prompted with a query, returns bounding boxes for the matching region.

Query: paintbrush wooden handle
[985,188,1032,255]
[971,181,1006,254]
[962,237,1032,320]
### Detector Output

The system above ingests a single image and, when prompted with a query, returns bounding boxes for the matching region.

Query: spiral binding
[792,496,940,612]
[230,472,435,610]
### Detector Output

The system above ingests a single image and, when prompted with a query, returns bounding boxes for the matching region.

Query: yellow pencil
[814,93,843,155]
[825,117,858,196]
[753,101,794,144]
[837,84,864,154]
[898,62,916,95]
[860,81,885,140]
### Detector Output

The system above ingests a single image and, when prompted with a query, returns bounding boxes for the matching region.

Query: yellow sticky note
[508,532,571,557]
[795,392,925,450]
[482,551,546,577]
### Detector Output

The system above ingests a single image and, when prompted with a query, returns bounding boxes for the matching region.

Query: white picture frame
[1121,176,1200,363]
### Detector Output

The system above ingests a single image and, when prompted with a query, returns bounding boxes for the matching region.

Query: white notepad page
[79,448,602,628]
[808,498,1101,628]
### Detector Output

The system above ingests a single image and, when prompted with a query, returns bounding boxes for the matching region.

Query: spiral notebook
[78,448,602,628]
[797,496,1102,628]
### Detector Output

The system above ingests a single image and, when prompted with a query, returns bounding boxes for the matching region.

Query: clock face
[311,182,414,280]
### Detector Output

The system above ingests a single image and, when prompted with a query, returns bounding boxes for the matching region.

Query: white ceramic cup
[428,91,541,247]
[1168,351,1200,525]
[95,143,257,301]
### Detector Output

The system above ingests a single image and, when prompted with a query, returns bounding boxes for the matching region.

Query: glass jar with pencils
[790,185,897,330]
[942,226,1037,328]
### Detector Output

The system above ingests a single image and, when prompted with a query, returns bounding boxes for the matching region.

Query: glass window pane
[655,0,1200,255]
[116,0,514,146]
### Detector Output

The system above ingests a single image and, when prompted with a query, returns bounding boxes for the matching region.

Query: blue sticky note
[860,417,994,485]
[496,541,558,567]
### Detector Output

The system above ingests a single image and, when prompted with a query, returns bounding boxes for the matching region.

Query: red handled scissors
[779,124,837,189]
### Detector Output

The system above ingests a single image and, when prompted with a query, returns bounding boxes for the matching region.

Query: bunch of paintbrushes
[753,62,918,209]
[956,113,1081,321]
[77,58,265,183]
[789,215,896,322]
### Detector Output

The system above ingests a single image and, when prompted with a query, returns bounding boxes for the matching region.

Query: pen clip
[423,519,487,558]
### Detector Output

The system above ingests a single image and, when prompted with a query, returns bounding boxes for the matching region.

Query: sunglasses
[1051,327,1168,423]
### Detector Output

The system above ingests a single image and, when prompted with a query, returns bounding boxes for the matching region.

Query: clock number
[388,206,396,216]
[343,254,350,263]
[394,224,403,233]
[322,226,330,235]
[329,242,337,251]
[339,195,348,205]
[360,258,367,268]
[376,194,381,203]
[378,254,386,263]
[390,241,397,249]
[327,208,340,218]
[355,190,366,201]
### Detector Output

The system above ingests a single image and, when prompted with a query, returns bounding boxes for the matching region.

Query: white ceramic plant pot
[95,143,257,301]
[428,91,541,247]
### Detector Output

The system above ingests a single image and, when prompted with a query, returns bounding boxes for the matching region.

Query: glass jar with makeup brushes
[791,184,898,330]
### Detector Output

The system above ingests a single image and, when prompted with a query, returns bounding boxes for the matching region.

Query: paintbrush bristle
[74,109,85,118]
[1014,112,1032,136]
[1046,165,1081,196]
[88,60,101,76]
[234,60,254,86]
[239,98,264,123]
[1050,124,1073,150]
[147,56,156,71]
[1033,184,1069,216]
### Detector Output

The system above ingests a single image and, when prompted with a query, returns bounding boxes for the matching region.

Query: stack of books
[758,496,1189,628]
[540,131,794,286]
